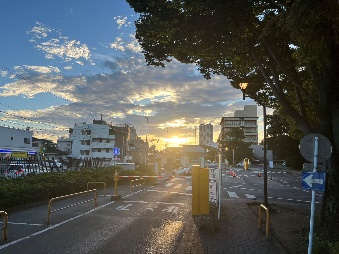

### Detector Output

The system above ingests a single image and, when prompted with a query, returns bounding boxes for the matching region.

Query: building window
[32,143,38,147]
[24,138,30,144]
[106,149,109,153]
[98,148,101,152]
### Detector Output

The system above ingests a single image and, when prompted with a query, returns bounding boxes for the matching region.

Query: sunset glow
[166,136,190,147]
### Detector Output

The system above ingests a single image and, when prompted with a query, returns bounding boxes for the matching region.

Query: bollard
[111,170,121,201]
[258,204,270,237]
[0,211,8,240]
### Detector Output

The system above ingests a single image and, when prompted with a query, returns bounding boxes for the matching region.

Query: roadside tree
[126,0,339,240]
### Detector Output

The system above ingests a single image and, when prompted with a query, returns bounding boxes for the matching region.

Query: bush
[0,166,149,210]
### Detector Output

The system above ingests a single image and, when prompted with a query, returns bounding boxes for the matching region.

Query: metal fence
[0,157,114,179]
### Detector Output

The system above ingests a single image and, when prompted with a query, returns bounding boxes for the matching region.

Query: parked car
[172,167,190,176]
[45,160,63,169]
[5,164,50,178]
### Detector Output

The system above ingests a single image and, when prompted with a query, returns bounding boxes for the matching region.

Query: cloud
[114,16,132,29]
[27,22,93,65]
[1,16,257,147]
[15,65,61,74]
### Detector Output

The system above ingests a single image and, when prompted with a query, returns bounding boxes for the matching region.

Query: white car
[173,167,190,175]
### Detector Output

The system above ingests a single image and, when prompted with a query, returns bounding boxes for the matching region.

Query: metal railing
[47,189,97,225]
[258,204,270,236]
[87,182,106,196]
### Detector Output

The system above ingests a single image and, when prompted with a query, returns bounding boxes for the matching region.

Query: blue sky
[0,0,259,149]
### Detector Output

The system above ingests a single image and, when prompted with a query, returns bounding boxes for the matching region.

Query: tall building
[199,123,213,146]
[219,105,258,145]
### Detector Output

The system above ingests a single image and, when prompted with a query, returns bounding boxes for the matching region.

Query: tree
[219,127,252,164]
[126,0,339,240]
[266,111,305,169]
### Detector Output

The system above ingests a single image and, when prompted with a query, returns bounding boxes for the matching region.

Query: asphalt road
[0,167,320,253]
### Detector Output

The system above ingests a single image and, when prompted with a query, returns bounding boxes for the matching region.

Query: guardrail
[258,204,270,236]
[130,178,145,191]
[87,182,106,196]
[0,211,8,240]
[47,189,97,225]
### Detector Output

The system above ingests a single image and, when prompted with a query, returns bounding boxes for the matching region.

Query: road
[224,166,323,205]
[0,167,321,253]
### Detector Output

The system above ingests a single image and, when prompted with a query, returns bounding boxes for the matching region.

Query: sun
[166,136,190,147]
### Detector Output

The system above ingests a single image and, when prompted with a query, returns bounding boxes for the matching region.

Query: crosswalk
[160,176,321,204]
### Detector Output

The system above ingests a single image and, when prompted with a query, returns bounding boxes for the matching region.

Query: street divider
[47,189,98,225]
[87,182,106,196]
[0,211,8,240]
[130,178,145,191]
[258,204,270,236]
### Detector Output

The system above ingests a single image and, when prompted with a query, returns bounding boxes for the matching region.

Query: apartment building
[57,119,116,165]
[220,105,258,144]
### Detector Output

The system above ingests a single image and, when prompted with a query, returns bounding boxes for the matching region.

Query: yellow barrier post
[0,211,8,240]
[258,204,270,236]
[111,170,121,201]
[47,189,97,225]
[192,166,209,215]
[87,182,106,196]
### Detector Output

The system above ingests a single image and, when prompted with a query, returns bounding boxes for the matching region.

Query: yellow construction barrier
[243,158,250,170]
[130,178,145,191]
[192,165,209,215]
[258,204,270,236]
[47,189,97,225]
[0,211,8,240]
[87,182,106,196]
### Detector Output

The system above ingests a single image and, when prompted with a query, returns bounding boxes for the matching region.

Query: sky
[0,0,262,150]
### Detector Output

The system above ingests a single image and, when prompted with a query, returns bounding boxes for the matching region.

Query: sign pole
[308,137,318,254]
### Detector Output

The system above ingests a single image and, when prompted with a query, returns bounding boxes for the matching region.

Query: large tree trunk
[319,38,339,241]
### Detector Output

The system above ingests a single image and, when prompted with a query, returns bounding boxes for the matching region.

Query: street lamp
[239,83,268,207]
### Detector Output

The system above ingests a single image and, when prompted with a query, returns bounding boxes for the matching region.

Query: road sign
[302,172,326,191]
[299,134,332,163]
[113,147,120,155]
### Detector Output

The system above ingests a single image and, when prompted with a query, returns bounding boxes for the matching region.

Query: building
[199,123,213,146]
[219,105,258,145]
[58,119,116,166]
[32,138,68,162]
[0,126,36,158]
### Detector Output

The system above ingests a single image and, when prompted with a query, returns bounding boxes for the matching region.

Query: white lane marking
[124,200,148,203]
[146,189,191,196]
[174,184,182,189]
[155,201,185,205]
[0,201,116,250]
[227,191,239,198]
[186,186,192,191]
[165,183,174,187]
[245,194,256,199]
[4,222,44,226]
[162,206,179,213]
[116,204,133,210]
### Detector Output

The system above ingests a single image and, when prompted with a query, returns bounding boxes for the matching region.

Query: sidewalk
[179,200,287,254]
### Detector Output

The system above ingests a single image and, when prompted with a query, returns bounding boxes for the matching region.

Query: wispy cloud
[27,22,93,65]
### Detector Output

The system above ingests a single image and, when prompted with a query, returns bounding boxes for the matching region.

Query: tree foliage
[126,0,339,240]
[219,127,252,164]
[266,111,305,168]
